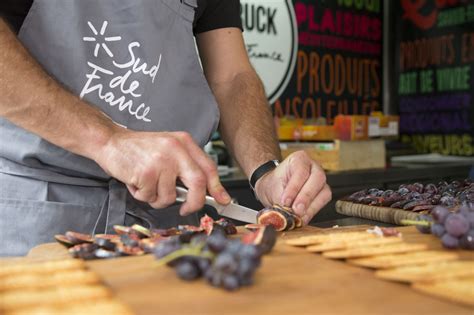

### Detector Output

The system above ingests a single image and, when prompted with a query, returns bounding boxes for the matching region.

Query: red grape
[444,214,469,237]
[441,233,459,249]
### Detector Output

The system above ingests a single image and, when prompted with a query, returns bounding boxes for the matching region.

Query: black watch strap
[249,160,279,191]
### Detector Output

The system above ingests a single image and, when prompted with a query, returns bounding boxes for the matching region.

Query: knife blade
[175,186,258,223]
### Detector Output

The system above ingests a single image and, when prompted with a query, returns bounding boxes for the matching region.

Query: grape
[206,232,227,253]
[458,230,474,250]
[196,257,211,273]
[441,233,459,249]
[214,252,238,274]
[415,214,432,234]
[154,237,181,259]
[430,223,446,238]
[431,206,449,224]
[209,271,224,287]
[225,240,244,254]
[222,275,240,291]
[176,260,200,281]
[466,212,474,229]
[237,258,256,278]
[238,244,260,260]
[444,214,469,237]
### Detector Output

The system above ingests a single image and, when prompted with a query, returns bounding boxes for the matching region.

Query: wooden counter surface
[14,226,474,314]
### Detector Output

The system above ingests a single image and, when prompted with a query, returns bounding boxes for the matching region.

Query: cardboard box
[280,139,386,171]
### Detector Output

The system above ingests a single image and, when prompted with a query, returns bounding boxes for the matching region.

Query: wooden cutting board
[25,226,474,315]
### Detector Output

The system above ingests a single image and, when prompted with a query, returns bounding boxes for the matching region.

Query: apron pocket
[0,198,98,257]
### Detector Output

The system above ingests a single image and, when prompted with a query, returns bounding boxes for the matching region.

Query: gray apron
[0,0,220,256]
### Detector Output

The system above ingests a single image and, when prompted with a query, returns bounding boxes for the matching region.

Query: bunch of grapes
[416,203,474,250]
[154,227,264,291]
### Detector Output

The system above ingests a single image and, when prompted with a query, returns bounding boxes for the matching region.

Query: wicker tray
[336,200,421,225]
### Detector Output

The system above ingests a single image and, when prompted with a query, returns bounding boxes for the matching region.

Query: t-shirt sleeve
[194,0,242,35]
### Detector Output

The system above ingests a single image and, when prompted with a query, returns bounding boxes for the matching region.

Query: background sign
[241,0,298,104]
[271,0,384,124]
[394,0,474,156]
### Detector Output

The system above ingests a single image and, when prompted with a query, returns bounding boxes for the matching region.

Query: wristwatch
[249,159,279,192]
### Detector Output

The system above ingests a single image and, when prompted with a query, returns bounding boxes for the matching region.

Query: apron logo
[80,20,163,124]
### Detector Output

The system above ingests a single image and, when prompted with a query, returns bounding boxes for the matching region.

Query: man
[0,0,331,256]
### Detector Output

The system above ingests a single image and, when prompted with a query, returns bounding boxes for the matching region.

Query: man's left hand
[254,151,332,225]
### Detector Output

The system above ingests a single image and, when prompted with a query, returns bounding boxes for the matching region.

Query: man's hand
[94,130,231,216]
[254,151,332,225]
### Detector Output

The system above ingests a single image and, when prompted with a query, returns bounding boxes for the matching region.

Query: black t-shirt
[0,0,242,35]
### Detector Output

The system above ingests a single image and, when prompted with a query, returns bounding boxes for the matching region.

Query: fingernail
[283,198,292,207]
[295,203,305,216]
[221,191,231,203]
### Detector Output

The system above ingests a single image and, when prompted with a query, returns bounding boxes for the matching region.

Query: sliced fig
[245,223,266,231]
[94,237,116,251]
[131,224,152,238]
[257,209,287,232]
[95,234,120,242]
[200,215,215,235]
[68,243,99,260]
[241,225,277,254]
[113,225,132,235]
[152,228,179,237]
[403,200,431,210]
[94,248,119,259]
[272,207,295,231]
[120,234,140,247]
[65,231,94,245]
[55,234,74,248]
[178,225,204,233]
[412,204,436,212]
[116,244,144,256]
[380,227,401,237]
[215,218,237,235]
[139,238,156,253]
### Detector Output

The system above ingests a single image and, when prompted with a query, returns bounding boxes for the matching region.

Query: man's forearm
[211,70,281,178]
[0,19,119,161]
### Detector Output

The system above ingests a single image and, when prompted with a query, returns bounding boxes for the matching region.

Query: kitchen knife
[176,186,258,224]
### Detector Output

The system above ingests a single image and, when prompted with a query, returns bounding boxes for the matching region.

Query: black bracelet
[249,160,279,191]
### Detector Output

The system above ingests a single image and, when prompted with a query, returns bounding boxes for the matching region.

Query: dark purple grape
[154,237,181,259]
[206,232,227,253]
[441,233,459,249]
[238,245,260,260]
[445,214,470,237]
[415,214,432,234]
[431,206,450,224]
[120,234,138,247]
[209,271,224,287]
[222,275,240,291]
[458,230,474,250]
[214,252,238,274]
[466,212,474,229]
[430,223,446,238]
[196,257,212,273]
[176,260,201,281]
[225,240,244,254]
[237,258,256,279]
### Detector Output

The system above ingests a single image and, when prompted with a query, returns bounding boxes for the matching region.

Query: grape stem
[400,219,431,227]
[155,243,214,267]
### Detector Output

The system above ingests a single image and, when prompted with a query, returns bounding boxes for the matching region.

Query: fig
[68,243,99,260]
[273,205,303,228]
[152,228,179,237]
[244,224,266,231]
[241,225,277,254]
[95,234,120,242]
[94,237,116,251]
[215,218,237,235]
[257,209,287,231]
[200,215,215,235]
[54,234,74,248]
[113,225,132,235]
[403,200,431,210]
[131,224,152,238]
[94,248,119,259]
[65,231,94,245]
[139,238,156,253]
[412,204,436,212]
[120,234,140,247]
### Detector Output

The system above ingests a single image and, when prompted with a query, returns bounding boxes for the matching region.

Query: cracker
[0,285,111,310]
[322,243,427,259]
[348,251,459,269]
[412,277,474,307]
[0,270,100,291]
[0,259,84,277]
[306,236,402,253]
[375,261,474,283]
[6,300,134,315]
[286,232,375,246]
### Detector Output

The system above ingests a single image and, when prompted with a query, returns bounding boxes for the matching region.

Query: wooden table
[19,226,474,314]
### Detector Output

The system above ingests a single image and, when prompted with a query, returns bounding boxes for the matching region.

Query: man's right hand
[94,129,231,215]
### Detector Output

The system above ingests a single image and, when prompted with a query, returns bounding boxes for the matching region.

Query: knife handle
[175,186,225,213]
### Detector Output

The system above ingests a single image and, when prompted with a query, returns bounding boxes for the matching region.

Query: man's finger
[177,132,230,205]
[291,163,326,217]
[150,171,177,209]
[280,162,311,209]
[127,169,158,203]
[302,184,332,225]
[177,154,207,215]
